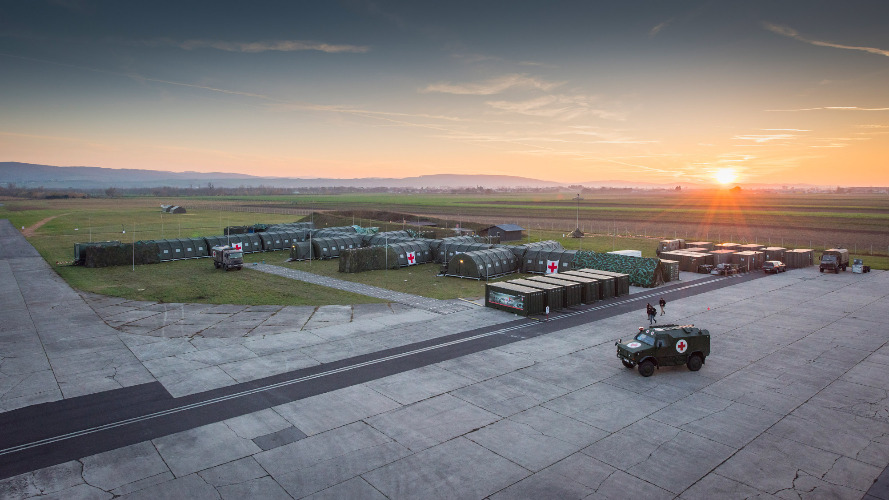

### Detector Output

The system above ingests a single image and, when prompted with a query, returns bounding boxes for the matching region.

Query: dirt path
[22,214,67,237]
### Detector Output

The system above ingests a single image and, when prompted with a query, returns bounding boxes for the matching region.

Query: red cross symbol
[547,262,558,272]
[408,253,415,264]
[676,340,687,353]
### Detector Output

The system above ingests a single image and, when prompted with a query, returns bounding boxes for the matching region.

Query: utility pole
[573,193,583,235]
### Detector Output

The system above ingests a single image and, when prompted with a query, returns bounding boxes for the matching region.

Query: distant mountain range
[0,162,830,190]
[0,162,631,189]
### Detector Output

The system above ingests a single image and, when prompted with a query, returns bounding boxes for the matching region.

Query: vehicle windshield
[822,255,837,262]
[634,331,655,346]
[228,252,243,259]
[764,262,774,268]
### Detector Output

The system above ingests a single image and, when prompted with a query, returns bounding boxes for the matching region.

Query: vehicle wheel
[687,354,703,372]
[638,360,655,377]
[622,359,634,369]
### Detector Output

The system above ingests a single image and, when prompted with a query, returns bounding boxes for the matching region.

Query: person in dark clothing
[646,303,657,324]
[659,297,666,316]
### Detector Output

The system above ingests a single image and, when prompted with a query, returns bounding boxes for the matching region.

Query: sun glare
[714,168,738,185]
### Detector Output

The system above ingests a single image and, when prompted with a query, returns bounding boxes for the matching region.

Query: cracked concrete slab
[3,216,889,500]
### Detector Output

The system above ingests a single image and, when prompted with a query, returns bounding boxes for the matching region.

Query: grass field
[189,191,889,232]
[187,191,889,251]
[1,193,886,306]
[60,258,386,305]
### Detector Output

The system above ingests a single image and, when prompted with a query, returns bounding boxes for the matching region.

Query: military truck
[615,324,710,377]
[819,248,849,273]
[211,245,243,271]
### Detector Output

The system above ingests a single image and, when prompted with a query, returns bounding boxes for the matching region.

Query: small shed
[479,224,524,242]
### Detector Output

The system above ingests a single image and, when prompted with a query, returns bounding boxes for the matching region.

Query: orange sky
[2,2,888,185]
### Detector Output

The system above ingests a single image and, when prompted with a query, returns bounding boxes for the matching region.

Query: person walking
[659,297,666,316]
[646,303,657,324]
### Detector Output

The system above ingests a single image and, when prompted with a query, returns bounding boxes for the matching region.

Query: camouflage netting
[339,246,399,273]
[571,251,664,287]
[83,242,160,268]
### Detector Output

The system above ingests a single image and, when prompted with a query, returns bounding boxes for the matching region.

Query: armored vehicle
[211,245,243,271]
[615,324,710,377]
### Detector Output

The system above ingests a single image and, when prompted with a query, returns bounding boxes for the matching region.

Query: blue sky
[2,1,888,184]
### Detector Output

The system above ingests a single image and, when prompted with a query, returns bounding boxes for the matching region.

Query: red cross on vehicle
[547,262,558,272]
[676,340,687,353]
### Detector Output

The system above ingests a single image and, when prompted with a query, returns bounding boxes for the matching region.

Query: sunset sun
[714,168,738,185]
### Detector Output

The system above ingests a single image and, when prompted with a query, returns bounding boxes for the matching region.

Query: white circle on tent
[676,340,688,353]
[626,341,641,348]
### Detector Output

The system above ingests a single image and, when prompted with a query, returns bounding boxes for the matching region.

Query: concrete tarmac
[2,219,888,499]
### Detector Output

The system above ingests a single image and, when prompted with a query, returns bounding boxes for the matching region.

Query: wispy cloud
[733,134,798,143]
[146,38,370,54]
[557,127,656,144]
[763,22,889,58]
[767,106,889,112]
[649,19,673,38]
[423,74,563,95]
[485,95,624,121]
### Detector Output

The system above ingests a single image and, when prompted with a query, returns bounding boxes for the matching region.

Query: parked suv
[615,324,710,377]
[763,261,786,274]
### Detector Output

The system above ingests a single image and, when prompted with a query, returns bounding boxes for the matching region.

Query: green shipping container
[508,278,566,311]
[567,270,616,299]
[524,275,583,307]
[485,282,545,316]
[581,269,630,296]
[547,272,600,303]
